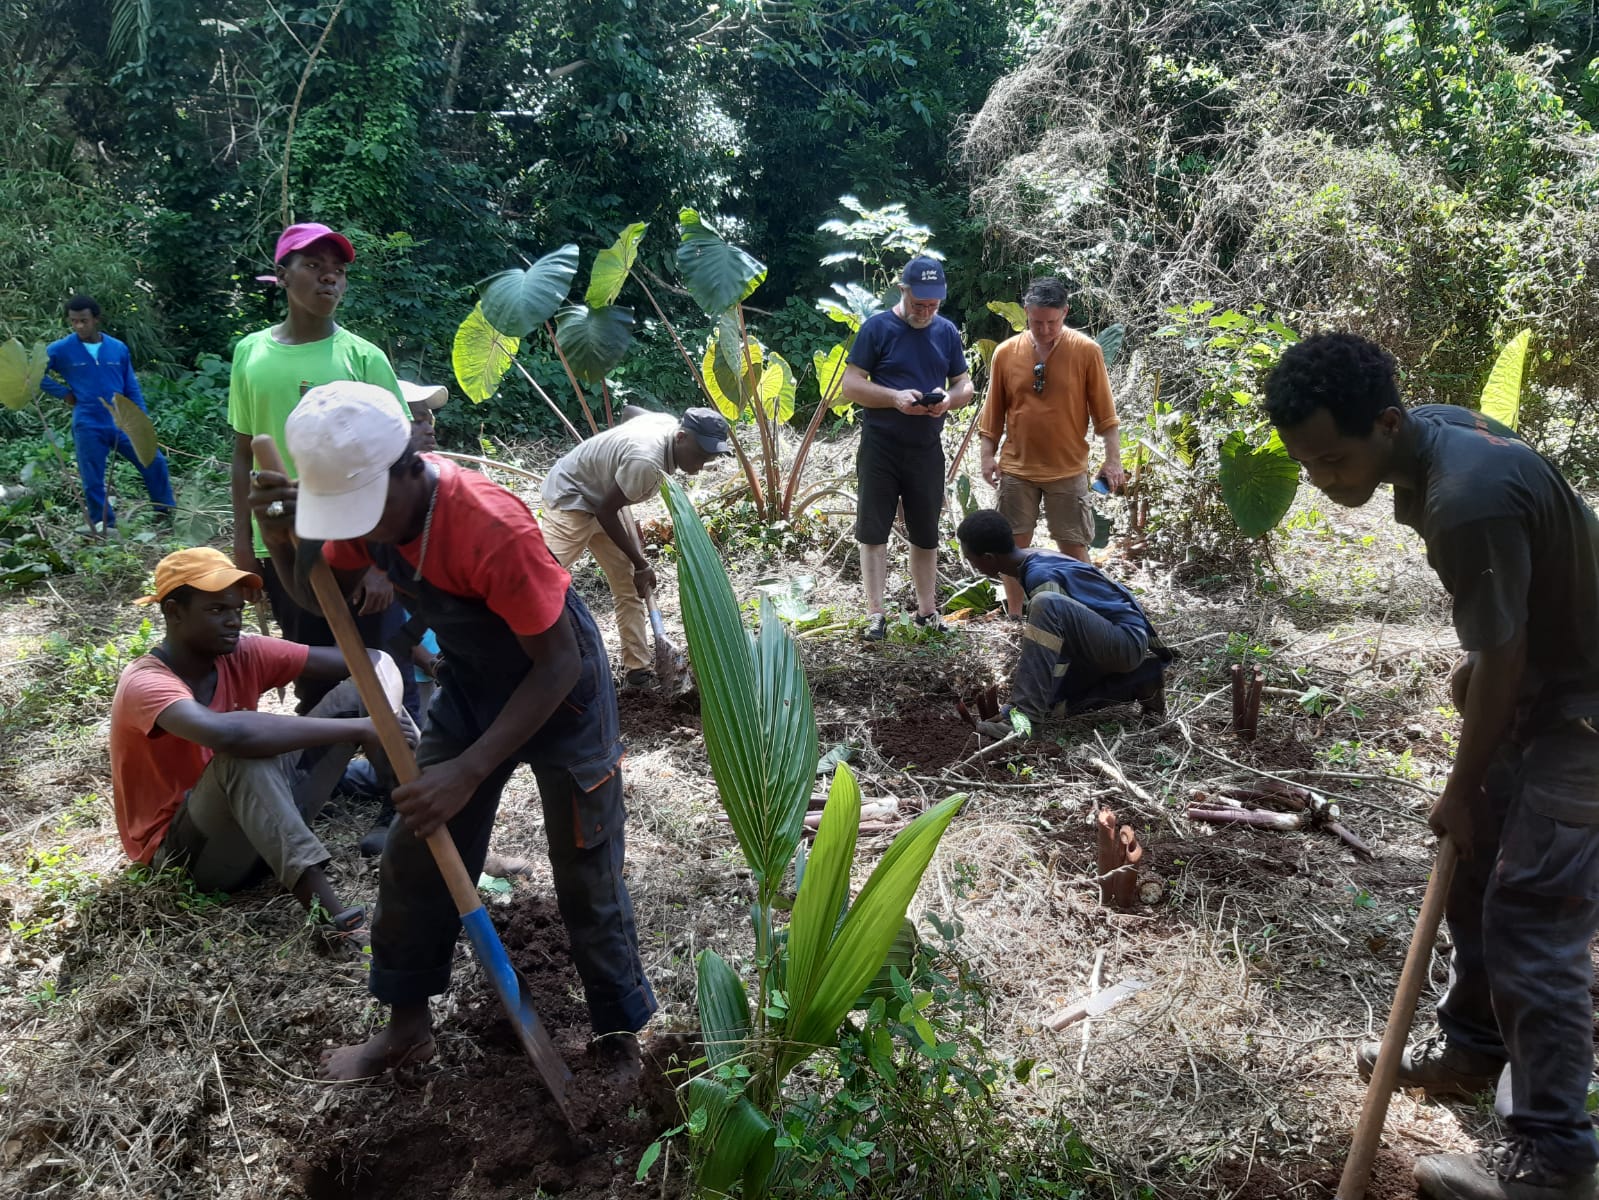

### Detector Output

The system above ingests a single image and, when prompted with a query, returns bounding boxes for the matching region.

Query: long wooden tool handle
[1337,836,1459,1199]
[251,436,479,917]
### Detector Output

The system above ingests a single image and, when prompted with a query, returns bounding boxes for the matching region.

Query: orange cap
[136,547,262,606]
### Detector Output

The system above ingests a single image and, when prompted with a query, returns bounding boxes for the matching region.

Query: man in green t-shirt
[228,223,414,717]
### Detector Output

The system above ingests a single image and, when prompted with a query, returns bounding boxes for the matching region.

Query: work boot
[1355,1034,1503,1101]
[623,668,653,689]
[1415,1138,1598,1200]
[862,613,888,642]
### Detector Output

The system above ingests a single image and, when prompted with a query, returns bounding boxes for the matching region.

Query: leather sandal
[312,905,370,956]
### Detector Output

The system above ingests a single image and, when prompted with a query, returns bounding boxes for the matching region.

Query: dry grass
[0,437,1533,1199]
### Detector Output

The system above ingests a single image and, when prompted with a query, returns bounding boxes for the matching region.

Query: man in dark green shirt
[1265,332,1599,1200]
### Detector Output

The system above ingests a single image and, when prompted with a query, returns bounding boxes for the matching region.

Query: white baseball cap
[285,381,412,541]
[398,379,448,412]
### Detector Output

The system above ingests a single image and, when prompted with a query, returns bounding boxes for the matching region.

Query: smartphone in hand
[913,388,948,408]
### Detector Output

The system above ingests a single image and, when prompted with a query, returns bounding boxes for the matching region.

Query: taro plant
[450,226,655,438]
[656,477,965,1195]
[1479,328,1532,430]
[1149,303,1302,541]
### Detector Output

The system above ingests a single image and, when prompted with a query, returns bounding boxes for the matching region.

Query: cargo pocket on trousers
[567,747,624,851]
[1496,800,1599,901]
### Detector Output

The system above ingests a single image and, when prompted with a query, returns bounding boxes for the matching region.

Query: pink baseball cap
[273,223,355,265]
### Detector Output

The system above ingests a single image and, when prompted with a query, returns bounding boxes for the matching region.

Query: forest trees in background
[963,0,1599,471]
[7,0,1599,470]
[1,0,1018,378]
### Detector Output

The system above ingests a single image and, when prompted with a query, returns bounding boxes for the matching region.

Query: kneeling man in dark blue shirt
[957,508,1170,734]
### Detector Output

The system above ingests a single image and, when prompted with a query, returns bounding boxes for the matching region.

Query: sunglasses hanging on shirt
[1032,362,1046,394]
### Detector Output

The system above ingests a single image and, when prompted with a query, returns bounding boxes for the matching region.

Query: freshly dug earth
[300,895,685,1200]
[1218,1146,1419,1200]
[616,685,703,741]
[860,711,978,770]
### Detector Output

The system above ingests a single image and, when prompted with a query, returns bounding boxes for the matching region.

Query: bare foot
[319,1028,436,1081]
[589,1034,642,1088]
[482,851,533,880]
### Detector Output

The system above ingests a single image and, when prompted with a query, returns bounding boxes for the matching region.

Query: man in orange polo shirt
[108,547,411,945]
[978,277,1123,618]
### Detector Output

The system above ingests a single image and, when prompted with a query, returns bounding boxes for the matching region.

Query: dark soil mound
[300,895,688,1200]
[863,712,977,770]
[617,685,703,741]
[1208,1145,1417,1199]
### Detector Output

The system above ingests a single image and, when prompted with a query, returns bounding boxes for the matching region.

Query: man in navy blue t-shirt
[841,256,974,641]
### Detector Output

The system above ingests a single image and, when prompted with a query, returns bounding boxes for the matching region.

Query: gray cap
[681,407,733,454]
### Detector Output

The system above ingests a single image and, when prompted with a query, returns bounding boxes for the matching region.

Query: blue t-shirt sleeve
[847,317,887,373]
[944,324,969,380]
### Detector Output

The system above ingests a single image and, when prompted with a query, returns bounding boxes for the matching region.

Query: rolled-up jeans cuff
[369,962,456,1007]
[588,984,658,1037]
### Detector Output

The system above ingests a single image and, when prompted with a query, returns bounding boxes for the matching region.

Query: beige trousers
[540,505,650,672]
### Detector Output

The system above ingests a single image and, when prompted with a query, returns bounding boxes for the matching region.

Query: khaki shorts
[997,471,1094,547]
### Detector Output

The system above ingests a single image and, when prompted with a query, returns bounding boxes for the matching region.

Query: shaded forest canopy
[6,0,1599,467]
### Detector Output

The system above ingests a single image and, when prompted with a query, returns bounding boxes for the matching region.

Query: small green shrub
[772,913,1069,1200]
[15,618,157,726]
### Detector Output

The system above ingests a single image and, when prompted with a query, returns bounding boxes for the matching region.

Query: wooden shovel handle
[250,435,480,917]
[1337,836,1458,1199]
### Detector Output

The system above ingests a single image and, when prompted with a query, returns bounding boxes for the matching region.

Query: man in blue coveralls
[40,295,176,530]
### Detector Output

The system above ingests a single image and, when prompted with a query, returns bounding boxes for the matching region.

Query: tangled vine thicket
[961,0,1599,472]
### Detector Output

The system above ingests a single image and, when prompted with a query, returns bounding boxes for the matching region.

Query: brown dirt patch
[300,895,687,1200]
[863,712,978,770]
[616,685,702,741]
[1208,1145,1418,1199]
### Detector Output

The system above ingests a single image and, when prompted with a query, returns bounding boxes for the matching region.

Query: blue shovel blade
[461,906,574,1117]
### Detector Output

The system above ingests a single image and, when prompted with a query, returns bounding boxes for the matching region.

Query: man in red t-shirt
[250,381,655,1081]
[109,547,412,945]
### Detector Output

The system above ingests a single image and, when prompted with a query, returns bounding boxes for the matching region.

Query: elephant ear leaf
[1480,329,1531,432]
[587,222,647,309]
[0,340,48,411]
[986,301,1025,332]
[1095,323,1126,369]
[106,394,158,466]
[453,303,521,402]
[479,244,579,336]
[554,304,635,384]
[1218,429,1299,539]
[677,208,766,315]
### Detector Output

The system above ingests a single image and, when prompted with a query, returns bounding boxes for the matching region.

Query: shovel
[251,436,574,1123]
[629,510,680,686]
[1337,836,1458,1199]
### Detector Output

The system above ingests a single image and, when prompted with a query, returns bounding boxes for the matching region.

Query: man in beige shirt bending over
[979,277,1123,618]
[540,408,733,686]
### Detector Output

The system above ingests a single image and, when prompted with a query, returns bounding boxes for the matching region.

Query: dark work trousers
[1437,717,1599,1172]
[259,560,419,720]
[1012,590,1150,718]
[366,583,656,1037]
